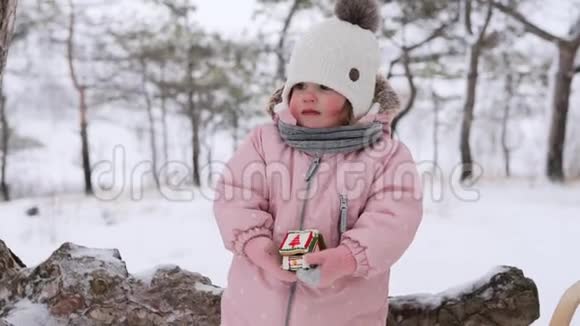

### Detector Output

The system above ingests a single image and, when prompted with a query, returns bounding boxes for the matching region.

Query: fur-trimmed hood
[266,74,401,127]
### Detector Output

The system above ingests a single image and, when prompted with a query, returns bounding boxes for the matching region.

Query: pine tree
[288,235,301,248]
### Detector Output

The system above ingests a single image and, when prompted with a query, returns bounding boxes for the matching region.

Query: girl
[213,0,423,325]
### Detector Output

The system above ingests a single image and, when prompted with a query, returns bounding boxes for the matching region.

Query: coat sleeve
[213,127,274,257]
[340,141,423,279]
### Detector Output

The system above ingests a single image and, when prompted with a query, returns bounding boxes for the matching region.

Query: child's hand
[244,236,298,283]
[299,245,356,288]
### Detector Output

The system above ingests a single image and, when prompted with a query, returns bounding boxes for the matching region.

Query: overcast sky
[192,0,258,38]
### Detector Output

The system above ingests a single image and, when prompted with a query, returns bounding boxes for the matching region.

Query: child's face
[289,82,348,128]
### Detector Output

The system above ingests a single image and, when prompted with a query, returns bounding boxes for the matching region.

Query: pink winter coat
[214,79,423,326]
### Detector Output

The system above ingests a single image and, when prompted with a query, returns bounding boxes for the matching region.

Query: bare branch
[155,0,195,18]
[66,0,82,90]
[492,1,567,44]
[391,52,417,134]
[464,0,473,35]
[571,13,580,43]
[387,49,461,79]
[276,0,301,81]
[476,0,494,44]
[386,59,398,79]
[407,20,454,52]
[386,18,457,79]
[411,49,462,63]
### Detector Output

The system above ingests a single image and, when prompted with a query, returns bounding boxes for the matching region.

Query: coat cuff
[341,237,370,278]
[232,225,273,257]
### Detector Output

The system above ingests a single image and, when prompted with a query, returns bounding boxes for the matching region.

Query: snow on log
[387,266,540,325]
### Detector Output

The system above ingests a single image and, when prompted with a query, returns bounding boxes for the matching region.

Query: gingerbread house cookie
[278,229,326,271]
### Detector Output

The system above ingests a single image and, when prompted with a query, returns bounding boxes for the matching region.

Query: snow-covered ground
[1,179,579,325]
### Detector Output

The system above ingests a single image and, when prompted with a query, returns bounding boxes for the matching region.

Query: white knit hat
[281,0,382,121]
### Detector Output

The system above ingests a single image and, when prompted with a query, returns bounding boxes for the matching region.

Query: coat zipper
[339,194,348,236]
[299,155,321,227]
[285,154,321,326]
[305,156,321,182]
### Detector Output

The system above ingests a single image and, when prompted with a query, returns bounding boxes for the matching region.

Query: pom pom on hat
[335,0,381,33]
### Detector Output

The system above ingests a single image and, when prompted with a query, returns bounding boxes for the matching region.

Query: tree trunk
[460,44,480,182]
[186,48,201,187]
[501,54,513,178]
[546,44,578,181]
[431,89,441,173]
[0,92,10,201]
[67,0,93,195]
[459,1,493,183]
[160,64,169,183]
[189,96,201,187]
[0,0,17,86]
[140,59,160,190]
[0,0,17,202]
[204,138,213,185]
[79,88,93,195]
[492,4,580,182]
[231,109,239,152]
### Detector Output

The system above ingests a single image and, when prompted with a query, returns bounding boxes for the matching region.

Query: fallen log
[387,266,540,325]
[0,240,540,325]
[1,240,221,325]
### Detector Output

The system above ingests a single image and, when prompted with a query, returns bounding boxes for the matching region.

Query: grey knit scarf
[277,119,384,154]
